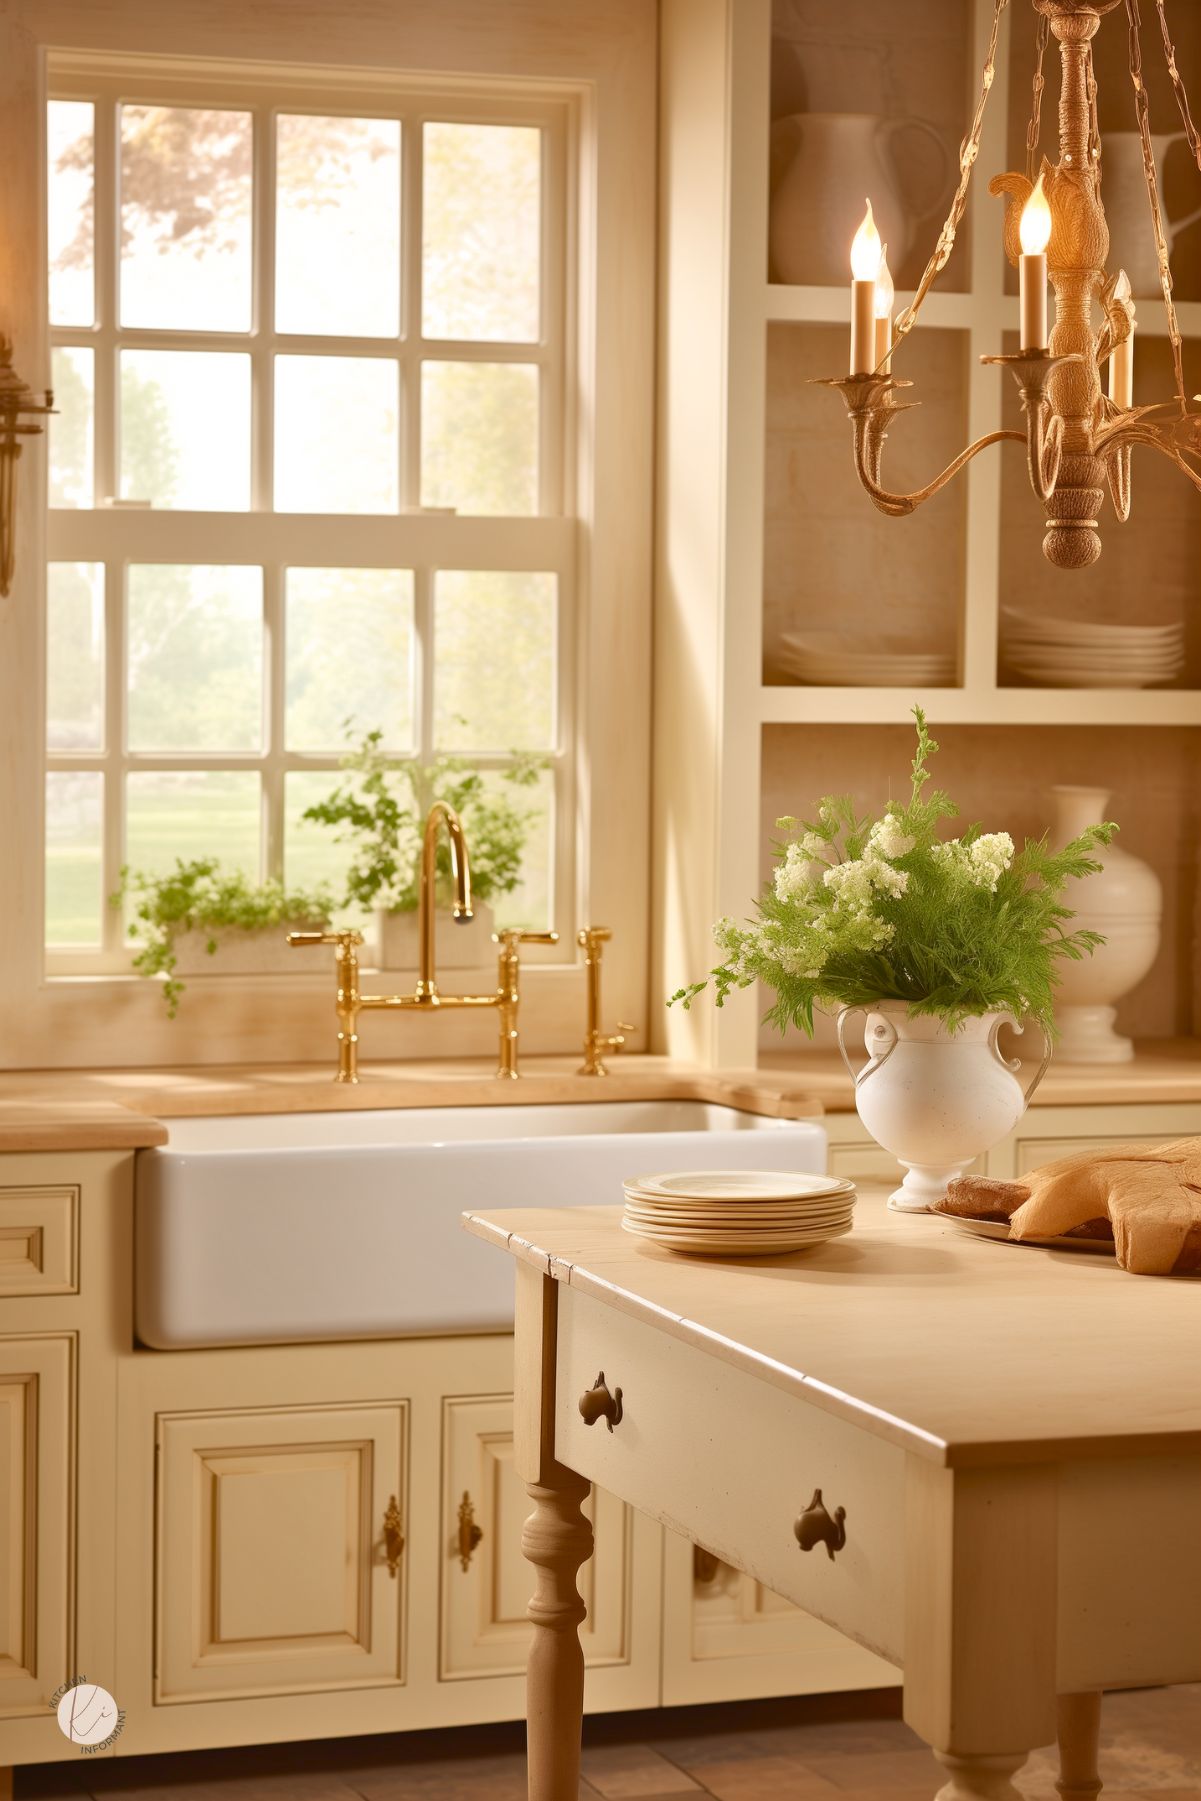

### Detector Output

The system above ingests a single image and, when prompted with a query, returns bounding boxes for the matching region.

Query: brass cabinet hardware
[383,1494,405,1577]
[578,1370,623,1432]
[693,1544,723,1585]
[794,1487,847,1561]
[457,1490,484,1572]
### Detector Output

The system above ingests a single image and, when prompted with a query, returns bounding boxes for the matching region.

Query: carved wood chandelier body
[819,0,1201,572]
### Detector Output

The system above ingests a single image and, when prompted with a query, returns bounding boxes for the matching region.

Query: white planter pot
[171,922,326,978]
[837,1003,1050,1213]
[1051,785,1162,1064]
[376,902,496,975]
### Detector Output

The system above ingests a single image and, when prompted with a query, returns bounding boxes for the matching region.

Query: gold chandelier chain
[1026,13,1050,182]
[892,0,1009,346]
[1124,0,1187,407]
[1155,0,1201,172]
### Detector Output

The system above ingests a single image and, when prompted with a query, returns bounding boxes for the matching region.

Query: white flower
[798,831,826,859]
[868,813,916,861]
[966,832,1014,892]
[774,839,822,905]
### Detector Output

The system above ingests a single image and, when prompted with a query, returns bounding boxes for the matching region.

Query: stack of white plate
[778,632,955,688]
[1002,608,1184,688]
[621,1170,856,1257]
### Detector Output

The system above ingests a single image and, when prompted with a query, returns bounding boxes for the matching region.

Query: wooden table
[464,1192,1201,1801]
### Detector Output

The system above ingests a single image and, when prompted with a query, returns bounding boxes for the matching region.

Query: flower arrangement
[672,710,1114,1038]
[301,729,545,915]
[113,859,334,1017]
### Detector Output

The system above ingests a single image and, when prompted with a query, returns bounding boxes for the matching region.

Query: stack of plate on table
[777,631,955,688]
[621,1170,856,1256]
[1001,608,1184,689]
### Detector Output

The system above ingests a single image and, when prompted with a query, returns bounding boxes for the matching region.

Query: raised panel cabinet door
[1016,1134,1167,1176]
[440,1394,631,1680]
[156,1400,408,1703]
[0,1335,73,1718]
[0,1187,78,1298]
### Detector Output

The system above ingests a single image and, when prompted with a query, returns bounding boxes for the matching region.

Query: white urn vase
[1051,785,1161,1063]
[837,1003,1050,1213]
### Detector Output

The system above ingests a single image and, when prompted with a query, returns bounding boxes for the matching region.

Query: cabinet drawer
[440,1393,632,1680]
[156,1399,408,1703]
[0,1186,78,1297]
[553,1285,904,1664]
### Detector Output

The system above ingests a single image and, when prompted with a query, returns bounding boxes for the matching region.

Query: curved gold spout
[418,800,472,1000]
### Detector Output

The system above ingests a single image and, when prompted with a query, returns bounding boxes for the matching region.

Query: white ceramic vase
[837,1003,1050,1213]
[1100,132,1201,297]
[768,112,951,287]
[1051,785,1161,1064]
[376,902,495,975]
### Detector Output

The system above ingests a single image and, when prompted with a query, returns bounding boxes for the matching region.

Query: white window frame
[46,59,575,976]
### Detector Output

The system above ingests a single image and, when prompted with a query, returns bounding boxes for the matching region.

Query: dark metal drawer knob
[794,1487,847,1561]
[578,1370,623,1431]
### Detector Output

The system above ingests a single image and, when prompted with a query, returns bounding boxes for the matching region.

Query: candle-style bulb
[874,245,894,321]
[1113,268,1132,307]
[850,199,883,282]
[1020,171,1052,256]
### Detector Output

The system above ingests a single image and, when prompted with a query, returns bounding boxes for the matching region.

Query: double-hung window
[45,63,573,972]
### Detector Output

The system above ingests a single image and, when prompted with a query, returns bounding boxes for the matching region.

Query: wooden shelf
[758,686,1201,727]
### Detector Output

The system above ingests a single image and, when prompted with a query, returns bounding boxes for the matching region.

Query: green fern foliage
[671,709,1114,1038]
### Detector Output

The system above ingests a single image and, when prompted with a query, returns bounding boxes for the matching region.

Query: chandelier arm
[850,417,1024,518]
[1026,13,1051,182]
[893,0,1009,345]
[1124,0,1188,408]
[1154,0,1201,171]
[1026,401,1064,505]
[1105,445,1133,521]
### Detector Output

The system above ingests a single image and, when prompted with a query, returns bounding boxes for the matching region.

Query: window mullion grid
[94,95,119,508]
[401,109,422,510]
[416,567,436,761]
[251,104,276,514]
[101,557,126,954]
[263,562,286,884]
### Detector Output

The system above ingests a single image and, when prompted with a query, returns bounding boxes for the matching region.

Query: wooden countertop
[759,1037,1201,1111]
[0,1040,1197,1153]
[464,1190,1201,1467]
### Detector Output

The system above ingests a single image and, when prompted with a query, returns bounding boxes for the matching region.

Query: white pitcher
[837,1003,1051,1213]
[769,112,952,287]
[1102,131,1201,297]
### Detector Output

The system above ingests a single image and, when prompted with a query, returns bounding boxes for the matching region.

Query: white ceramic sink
[135,1100,827,1347]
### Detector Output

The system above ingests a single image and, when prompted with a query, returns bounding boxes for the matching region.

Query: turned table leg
[1056,1692,1103,1799]
[934,1751,1028,1799]
[523,1465,594,1801]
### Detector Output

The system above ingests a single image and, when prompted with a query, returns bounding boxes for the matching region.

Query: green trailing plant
[671,708,1115,1039]
[301,729,546,914]
[112,859,334,1018]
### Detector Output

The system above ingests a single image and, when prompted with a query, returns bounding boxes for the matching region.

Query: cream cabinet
[156,1399,409,1704]
[0,1334,74,1720]
[440,1394,633,1683]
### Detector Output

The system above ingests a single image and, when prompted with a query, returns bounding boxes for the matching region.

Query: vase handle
[878,116,955,231]
[836,1006,898,1090]
[989,1015,1052,1106]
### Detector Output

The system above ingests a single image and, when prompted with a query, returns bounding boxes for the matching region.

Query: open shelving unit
[654,0,1201,1068]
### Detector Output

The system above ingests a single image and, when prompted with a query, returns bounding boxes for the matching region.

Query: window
[45,72,572,970]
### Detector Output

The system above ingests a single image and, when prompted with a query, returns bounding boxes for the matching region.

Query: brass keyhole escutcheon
[578,1370,623,1431]
[794,1487,847,1561]
[457,1490,484,1572]
[383,1494,405,1577]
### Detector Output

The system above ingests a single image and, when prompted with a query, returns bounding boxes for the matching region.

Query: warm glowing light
[850,199,883,282]
[875,245,894,320]
[1019,171,1052,255]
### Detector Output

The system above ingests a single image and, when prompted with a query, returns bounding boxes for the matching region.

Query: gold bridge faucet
[289,800,557,1083]
[577,926,633,1076]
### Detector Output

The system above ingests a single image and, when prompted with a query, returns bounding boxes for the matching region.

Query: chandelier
[818,0,1201,571]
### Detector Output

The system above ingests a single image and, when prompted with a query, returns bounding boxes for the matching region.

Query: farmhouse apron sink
[135,1100,827,1347]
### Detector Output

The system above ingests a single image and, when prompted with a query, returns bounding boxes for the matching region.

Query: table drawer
[553,1284,904,1664]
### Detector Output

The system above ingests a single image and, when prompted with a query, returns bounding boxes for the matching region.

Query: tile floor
[17,1684,1200,1800]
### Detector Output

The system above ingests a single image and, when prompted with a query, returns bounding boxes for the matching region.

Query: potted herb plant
[672,709,1115,1211]
[301,731,546,972]
[113,859,334,1017]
